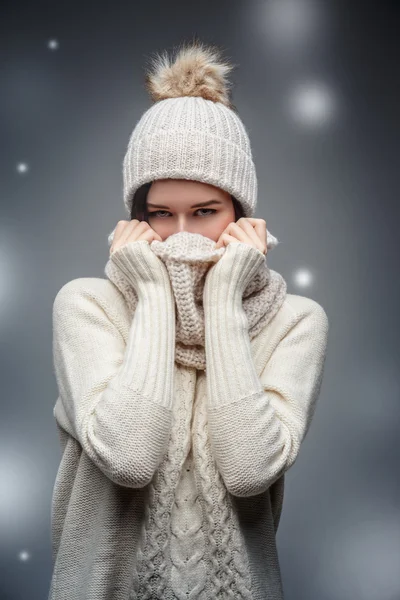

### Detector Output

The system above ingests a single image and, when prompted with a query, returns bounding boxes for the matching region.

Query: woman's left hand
[214,218,268,256]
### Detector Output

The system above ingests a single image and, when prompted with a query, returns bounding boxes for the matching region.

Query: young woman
[49,40,329,600]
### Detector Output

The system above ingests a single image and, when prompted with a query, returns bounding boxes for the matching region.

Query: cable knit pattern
[169,373,208,599]
[131,365,196,598]
[49,232,329,599]
[192,374,254,598]
[170,455,207,599]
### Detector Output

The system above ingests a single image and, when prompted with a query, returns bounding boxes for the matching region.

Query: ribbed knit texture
[122,96,258,219]
[49,237,329,599]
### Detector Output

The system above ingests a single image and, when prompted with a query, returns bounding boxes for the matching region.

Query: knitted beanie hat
[122,39,258,219]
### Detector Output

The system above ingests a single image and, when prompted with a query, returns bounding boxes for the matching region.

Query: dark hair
[129,181,245,223]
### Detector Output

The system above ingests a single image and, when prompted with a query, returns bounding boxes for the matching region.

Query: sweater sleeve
[203,242,329,498]
[52,242,176,489]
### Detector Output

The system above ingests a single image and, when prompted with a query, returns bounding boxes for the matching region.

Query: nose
[176,215,188,232]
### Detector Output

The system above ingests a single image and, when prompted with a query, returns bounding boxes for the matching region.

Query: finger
[229,220,265,253]
[113,220,130,245]
[110,221,140,254]
[225,222,250,243]
[243,218,267,252]
[234,219,265,251]
[218,232,241,247]
[214,226,228,248]
[114,220,129,233]
[116,219,144,248]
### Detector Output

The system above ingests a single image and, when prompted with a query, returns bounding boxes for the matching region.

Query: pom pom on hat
[144,39,237,109]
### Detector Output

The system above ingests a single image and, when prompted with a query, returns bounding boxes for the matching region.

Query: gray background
[1,1,399,599]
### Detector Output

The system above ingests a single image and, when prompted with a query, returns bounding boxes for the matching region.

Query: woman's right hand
[109,220,169,289]
[110,219,162,255]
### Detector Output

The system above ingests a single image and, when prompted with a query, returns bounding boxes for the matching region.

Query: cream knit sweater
[48,241,329,600]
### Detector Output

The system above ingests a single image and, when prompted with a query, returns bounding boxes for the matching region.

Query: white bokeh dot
[287,82,337,128]
[293,268,314,288]
[18,550,31,562]
[251,0,329,57]
[16,162,29,174]
[265,0,325,47]
[47,39,59,50]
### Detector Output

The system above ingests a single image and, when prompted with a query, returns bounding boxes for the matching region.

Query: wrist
[204,242,266,299]
[110,240,171,292]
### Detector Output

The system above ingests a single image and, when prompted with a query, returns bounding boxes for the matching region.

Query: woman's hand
[206,217,267,291]
[110,219,162,255]
[214,217,268,256]
[109,220,168,289]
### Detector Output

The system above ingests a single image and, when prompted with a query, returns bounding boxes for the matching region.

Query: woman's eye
[149,209,216,218]
[197,208,216,216]
[150,210,169,217]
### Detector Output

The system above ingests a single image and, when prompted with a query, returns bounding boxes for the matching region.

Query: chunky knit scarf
[104,229,287,597]
[105,229,287,371]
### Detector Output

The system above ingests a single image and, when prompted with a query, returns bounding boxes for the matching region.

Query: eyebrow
[147,199,224,209]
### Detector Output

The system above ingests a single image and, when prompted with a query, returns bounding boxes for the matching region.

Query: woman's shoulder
[283,293,329,323]
[55,276,121,301]
[53,277,131,329]
[263,292,329,344]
